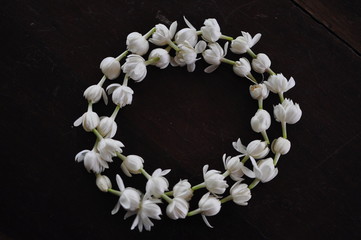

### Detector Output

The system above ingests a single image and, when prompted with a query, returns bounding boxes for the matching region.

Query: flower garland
[74,17,302,232]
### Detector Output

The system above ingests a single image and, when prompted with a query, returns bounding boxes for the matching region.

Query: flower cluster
[74,17,302,232]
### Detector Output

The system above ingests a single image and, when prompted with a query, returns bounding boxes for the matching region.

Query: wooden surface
[1,0,361,239]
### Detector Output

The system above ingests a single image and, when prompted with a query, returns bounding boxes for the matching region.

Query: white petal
[161,169,171,176]
[183,16,195,29]
[116,174,125,191]
[204,64,219,73]
[106,83,121,94]
[124,210,136,220]
[102,89,108,105]
[285,77,296,92]
[73,115,83,127]
[187,63,196,72]
[240,165,255,178]
[131,215,140,231]
[202,214,214,228]
[249,157,262,177]
[195,40,207,53]
[203,165,209,176]
[170,57,178,67]
[75,150,89,162]
[223,41,229,56]
[251,33,262,47]
[111,201,121,215]
[121,162,132,177]
[169,21,178,38]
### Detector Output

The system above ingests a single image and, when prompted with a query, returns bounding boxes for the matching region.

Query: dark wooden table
[1,0,361,239]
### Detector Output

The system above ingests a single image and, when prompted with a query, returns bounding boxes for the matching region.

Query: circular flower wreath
[74,17,302,232]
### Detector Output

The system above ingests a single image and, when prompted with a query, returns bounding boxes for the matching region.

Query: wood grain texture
[1,0,361,239]
[294,0,361,54]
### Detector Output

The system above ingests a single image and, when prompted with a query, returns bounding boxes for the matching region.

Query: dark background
[1,0,361,239]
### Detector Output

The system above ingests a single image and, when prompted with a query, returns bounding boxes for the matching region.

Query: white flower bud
[73,111,100,132]
[172,41,206,72]
[119,188,141,211]
[222,154,244,181]
[233,57,251,77]
[175,28,198,47]
[230,181,251,206]
[149,21,177,46]
[122,54,147,82]
[112,175,141,214]
[126,32,149,56]
[83,85,108,104]
[149,48,170,69]
[251,109,271,133]
[75,149,108,174]
[203,165,228,195]
[251,53,271,73]
[96,174,112,192]
[166,197,189,220]
[274,98,302,124]
[242,157,278,183]
[203,42,224,65]
[121,155,144,177]
[97,117,117,138]
[146,168,171,197]
[199,192,221,216]
[106,84,134,107]
[255,158,278,183]
[271,137,291,155]
[100,57,121,80]
[246,140,270,159]
[264,73,295,94]
[249,84,269,100]
[173,180,193,201]
[201,18,221,42]
[230,31,261,54]
[97,138,124,161]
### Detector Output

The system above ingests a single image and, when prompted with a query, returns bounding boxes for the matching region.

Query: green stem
[248,179,260,190]
[247,74,258,84]
[191,182,206,191]
[145,57,160,66]
[87,102,93,112]
[97,75,107,86]
[282,121,287,139]
[258,98,263,109]
[261,130,270,144]
[122,74,129,86]
[220,35,234,41]
[241,155,250,164]
[143,27,156,39]
[115,50,129,62]
[222,171,230,178]
[279,92,285,103]
[140,168,151,179]
[221,57,236,65]
[247,49,257,59]
[187,208,202,217]
[165,45,172,52]
[167,40,180,51]
[274,153,281,166]
[92,128,103,140]
[164,191,173,196]
[266,68,276,75]
[111,105,121,119]
[220,195,233,204]
[107,188,121,196]
[196,30,202,35]
[161,194,173,204]
[116,152,126,161]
